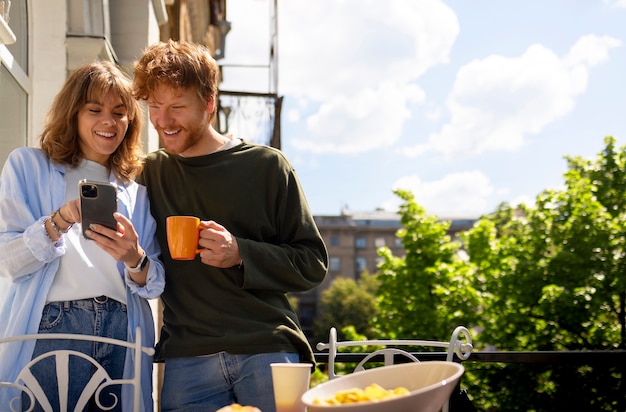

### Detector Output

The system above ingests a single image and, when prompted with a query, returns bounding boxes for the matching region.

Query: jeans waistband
[55,296,126,311]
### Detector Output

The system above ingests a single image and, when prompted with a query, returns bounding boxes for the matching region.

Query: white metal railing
[0,327,154,412]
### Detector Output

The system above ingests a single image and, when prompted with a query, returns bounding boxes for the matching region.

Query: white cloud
[291,82,423,154]
[381,171,495,217]
[604,0,626,8]
[278,0,458,100]
[418,35,621,160]
[395,143,431,158]
[564,34,622,67]
[275,0,458,154]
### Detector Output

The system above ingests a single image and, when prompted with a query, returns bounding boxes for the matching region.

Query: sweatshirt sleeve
[236,165,328,293]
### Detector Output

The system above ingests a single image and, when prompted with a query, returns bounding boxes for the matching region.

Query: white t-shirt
[46,160,127,304]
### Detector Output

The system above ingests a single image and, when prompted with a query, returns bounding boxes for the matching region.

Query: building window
[0,64,27,166]
[355,237,366,248]
[329,257,340,271]
[0,0,28,167]
[394,238,403,248]
[297,302,316,336]
[329,236,340,246]
[4,0,27,71]
[355,257,367,273]
[374,237,386,248]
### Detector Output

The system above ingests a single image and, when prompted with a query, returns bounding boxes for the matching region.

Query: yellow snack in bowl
[314,383,410,405]
[216,404,262,412]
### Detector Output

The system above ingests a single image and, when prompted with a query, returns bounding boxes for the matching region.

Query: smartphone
[79,180,118,239]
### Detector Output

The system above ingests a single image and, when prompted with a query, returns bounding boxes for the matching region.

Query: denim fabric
[24,298,128,412]
[160,352,300,412]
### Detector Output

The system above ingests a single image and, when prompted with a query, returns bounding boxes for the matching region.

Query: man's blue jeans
[25,297,128,412]
[160,352,301,412]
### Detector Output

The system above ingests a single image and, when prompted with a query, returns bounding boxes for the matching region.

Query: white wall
[29,0,66,146]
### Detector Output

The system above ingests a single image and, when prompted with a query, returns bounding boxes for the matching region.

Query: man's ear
[206,97,216,115]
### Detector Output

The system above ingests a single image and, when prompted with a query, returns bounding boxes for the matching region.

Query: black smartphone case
[79,180,118,239]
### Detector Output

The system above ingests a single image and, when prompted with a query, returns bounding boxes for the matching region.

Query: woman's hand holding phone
[75,182,149,283]
[50,182,147,283]
[86,212,149,285]
[79,180,118,239]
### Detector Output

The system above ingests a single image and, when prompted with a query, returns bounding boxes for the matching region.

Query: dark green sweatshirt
[137,141,328,363]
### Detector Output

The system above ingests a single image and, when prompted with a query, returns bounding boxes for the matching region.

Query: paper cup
[271,363,311,412]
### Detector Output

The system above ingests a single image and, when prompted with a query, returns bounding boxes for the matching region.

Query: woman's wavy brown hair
[39,61,144,183]
[132,39,220,121]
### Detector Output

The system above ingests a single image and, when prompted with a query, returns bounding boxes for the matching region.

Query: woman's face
[77,91,129,165]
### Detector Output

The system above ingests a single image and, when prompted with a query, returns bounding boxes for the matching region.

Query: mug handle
[196,221,211,255]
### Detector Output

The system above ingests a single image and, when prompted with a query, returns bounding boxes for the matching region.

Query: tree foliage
[464,136,625,352]
[312,271,379,345]
[373,190,482,341]
[461,136,626,410]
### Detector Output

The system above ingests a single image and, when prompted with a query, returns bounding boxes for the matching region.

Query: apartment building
[295,208,477,337]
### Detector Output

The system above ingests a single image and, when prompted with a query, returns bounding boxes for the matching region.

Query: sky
[219,0,626,218]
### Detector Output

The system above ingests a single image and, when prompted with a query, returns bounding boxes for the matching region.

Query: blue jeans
[160,352,301,412]
[24,297,128,412]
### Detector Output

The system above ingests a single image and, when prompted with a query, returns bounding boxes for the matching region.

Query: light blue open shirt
[0,147,165,411]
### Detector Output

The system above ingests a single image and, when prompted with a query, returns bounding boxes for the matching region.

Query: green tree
[462,136,626,410]
[312,271,379,345]
[373,189,482,341]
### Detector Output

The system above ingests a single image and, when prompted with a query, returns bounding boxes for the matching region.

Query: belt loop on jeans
[93,295,108,304]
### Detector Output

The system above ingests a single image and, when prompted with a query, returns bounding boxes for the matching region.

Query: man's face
[146,85,212,156]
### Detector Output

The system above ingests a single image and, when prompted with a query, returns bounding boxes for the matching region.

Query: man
[133,40,328,411]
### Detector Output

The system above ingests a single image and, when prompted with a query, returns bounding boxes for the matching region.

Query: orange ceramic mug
[166,216,206,260]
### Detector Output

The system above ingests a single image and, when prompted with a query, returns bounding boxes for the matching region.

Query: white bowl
[302,361,464,412]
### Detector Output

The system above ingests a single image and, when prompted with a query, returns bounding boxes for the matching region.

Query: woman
[0,61,165,411]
